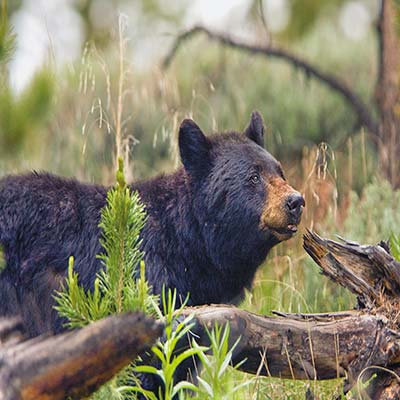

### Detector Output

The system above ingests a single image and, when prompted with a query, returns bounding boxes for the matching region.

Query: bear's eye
[249,173,260,185]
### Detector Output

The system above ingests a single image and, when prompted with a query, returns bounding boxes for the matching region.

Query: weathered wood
[303,230,400,309]
[272,310,358,321]
[364,366,400,400]
[175,231,400,399]
[182,305,400,383]
[1,230,400,399]
[302,230,400,399]
[0,313,162,400]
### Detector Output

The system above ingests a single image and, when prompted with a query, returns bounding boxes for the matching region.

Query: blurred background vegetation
[1,0,400,398]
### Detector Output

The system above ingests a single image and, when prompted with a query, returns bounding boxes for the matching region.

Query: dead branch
[302,229,400,397]
[0,313,162,400]
[163,25,379,137]
[303,229,400,309]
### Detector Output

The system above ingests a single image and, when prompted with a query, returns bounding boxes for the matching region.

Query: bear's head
[178,111,304,267]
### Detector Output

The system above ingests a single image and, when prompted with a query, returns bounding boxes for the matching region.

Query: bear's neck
[130,169,278,305]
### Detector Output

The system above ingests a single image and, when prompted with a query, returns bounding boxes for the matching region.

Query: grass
[2,12,398,399]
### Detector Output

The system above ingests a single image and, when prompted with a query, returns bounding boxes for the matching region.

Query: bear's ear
[244,111,264,147]
[179,118,211,175]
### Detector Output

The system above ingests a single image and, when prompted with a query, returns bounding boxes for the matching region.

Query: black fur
[0,112,303,338]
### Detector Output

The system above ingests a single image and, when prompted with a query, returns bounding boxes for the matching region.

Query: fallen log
[0,313,162,400]
[182,306,400,383]
[1,230,399,399]
[179,231,400,399]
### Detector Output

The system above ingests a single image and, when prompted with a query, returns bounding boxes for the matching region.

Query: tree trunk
[376,0,400,188]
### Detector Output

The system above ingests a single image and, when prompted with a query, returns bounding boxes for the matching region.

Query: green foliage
[0,10,16,68]
[390,234,400,261]
[343,178,400,244]
[194,324,251,399]
[55,158,157,329]
[54,257,110,328]
[55,159,159,399]
[97,158,154,316]
[255,377,345,400]
[278,0,346,41]
[91,365,140,400]
[134,289,205,400]
[0,70,54,155]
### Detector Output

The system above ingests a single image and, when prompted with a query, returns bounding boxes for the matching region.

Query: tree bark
[302,230,400,397]
[0,312,162,400]
[375,0,400,189]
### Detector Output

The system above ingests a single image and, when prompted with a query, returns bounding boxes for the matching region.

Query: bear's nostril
[286,193,305,212]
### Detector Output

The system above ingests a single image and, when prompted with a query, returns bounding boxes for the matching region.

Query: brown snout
[259,177,305,240]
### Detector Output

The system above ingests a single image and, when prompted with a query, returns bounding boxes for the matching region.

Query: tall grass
[4,12,397,399]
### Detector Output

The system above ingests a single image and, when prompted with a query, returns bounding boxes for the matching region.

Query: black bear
[0,111,304,338]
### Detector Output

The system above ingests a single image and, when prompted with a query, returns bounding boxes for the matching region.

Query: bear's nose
[286,193,305,218]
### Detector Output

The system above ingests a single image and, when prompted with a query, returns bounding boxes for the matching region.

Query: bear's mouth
[270,224,298,236]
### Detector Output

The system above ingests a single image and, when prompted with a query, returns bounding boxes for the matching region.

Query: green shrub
[343,178,400,244]
[55,158,157,329]
[55,159,158,398]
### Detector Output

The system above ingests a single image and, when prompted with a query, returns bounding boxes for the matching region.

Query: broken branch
[163,25,379,137]
[0,313,162,400]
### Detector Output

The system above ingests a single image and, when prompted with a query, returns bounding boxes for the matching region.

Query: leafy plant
[55,158,159,399]
[194,323,251,400]
[96,157,155,316]
[133,289,206,400]
[55,158,157,328]
[54,256,110,328]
